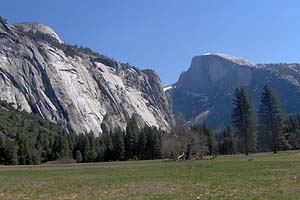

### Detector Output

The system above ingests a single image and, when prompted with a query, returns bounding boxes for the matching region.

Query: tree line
[1,84,300,165]
[0,101,162,165]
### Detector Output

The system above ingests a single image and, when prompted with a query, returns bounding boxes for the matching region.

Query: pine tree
[95,136,105,161]
[53,132,71,160]
[202,124,217,155]
[87,133,97,162]
[18,137,33,165]
[82,135,91,162]
[18,142,26,165]
[75,150,83,163]
[225,127,236,154]
[232,87,257,155]
[258,85,285,153]
[125,120,139,160]
[104,132,113,161]
[219,127,236,155]
[25,140,33,165]
[151,128,161,159]
[138,128,147,160]
[3,140,18,165]
[112,127,125,161]
[0,136,5,164]
[32,147,42,165]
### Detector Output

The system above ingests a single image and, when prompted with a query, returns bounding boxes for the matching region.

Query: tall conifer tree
[232,87,256,155]
[112,127,125,160]
[125,120,139,159]
[258,85,285,153]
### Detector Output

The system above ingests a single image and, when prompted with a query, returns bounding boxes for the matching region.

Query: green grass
[1,151,300,200]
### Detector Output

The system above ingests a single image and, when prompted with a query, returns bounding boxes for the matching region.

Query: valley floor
[1,151,300,200]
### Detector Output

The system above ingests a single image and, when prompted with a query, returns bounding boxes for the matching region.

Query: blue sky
[1,0,300,85]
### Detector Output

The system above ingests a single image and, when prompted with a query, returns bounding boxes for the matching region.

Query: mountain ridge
[167,53,300,129]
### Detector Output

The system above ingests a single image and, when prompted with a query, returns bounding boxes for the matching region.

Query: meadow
[1,151,300,200]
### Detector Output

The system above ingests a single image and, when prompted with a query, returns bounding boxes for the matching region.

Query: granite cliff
[0,17,173,135]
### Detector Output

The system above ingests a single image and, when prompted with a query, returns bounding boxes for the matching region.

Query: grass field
[1,151,300,200]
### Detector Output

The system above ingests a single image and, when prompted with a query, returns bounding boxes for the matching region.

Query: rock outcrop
[0,17,173,135]
[167,53,300,130]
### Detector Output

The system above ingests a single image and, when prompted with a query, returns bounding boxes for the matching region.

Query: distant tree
[0,136,5,164]
[0,99,171,165]
[17,137,33,165]
[202,124,217,155]
[218,127,236,155]
[232,87,257,155]
[112,127,125,161]
[258,85,285,153]
[75,150,83,163]
[3,140,18,165]
[53,132,71,160]
[138,127,147,160]
[150,128,162,159]
[82,136,91,162]
[32,147,42,165]
[104,132,113,161]
[186,143,192,160]
[87,133,97,162]
[17,142,26,165]
[125,120,139,160]
[95,137,105,161]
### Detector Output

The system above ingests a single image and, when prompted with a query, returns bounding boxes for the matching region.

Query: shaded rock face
[167,53,300,130]
[0,18,173,135]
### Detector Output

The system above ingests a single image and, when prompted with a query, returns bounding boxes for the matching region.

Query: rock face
[14,22,63,43]
[0,17,173,135]
[167,53,300,130]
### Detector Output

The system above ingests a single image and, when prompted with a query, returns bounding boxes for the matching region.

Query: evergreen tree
[151,128,161,159]
[145,127,161,160]
[112,128,125,161]
[258,85,285,153]
[138,127,147,160]
[125,120,139,160]
[82,135,91,162]
[0,136,5,164]
[218,127,236,155]
[3,140,18,165]
[95,136,105,161]
[104,132,113,161]
[202,124,217,155]
[75,150,83,163]
[53,132,71,160]
[0,100,169,165]
[25,140,33,165]
[87,133,97,162]
[32,147,42,165]
[17,137,33,165]
[232,87,257,155]
[18,142,26,165]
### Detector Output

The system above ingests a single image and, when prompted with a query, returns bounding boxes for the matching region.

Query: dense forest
[1,84,300,165]
[0,101,163,165]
